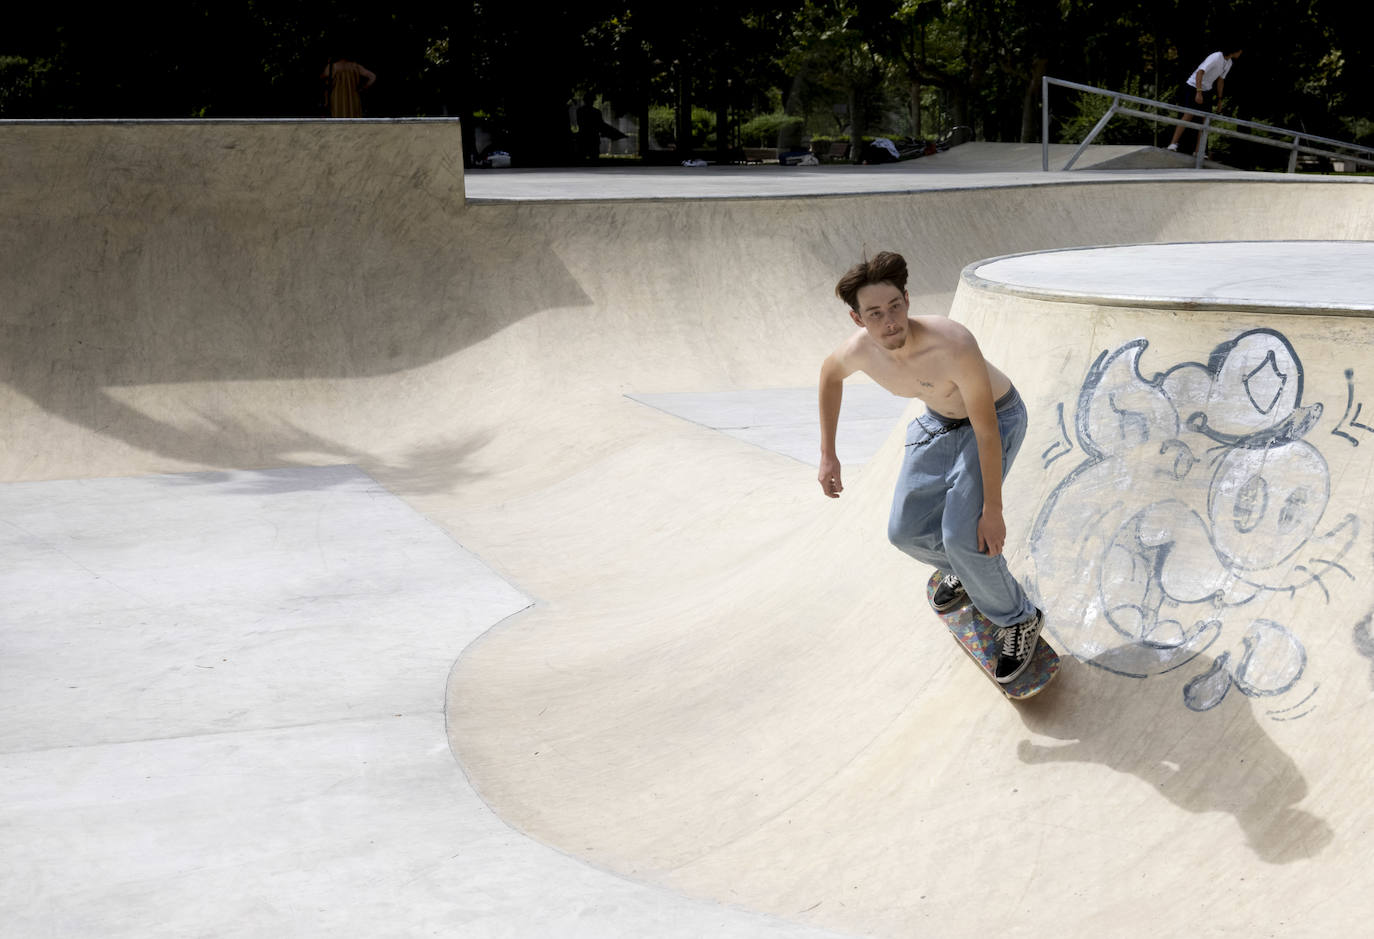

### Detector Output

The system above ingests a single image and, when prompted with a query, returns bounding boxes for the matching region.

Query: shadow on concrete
[1014,654,1333,865]
[0,121,593,484]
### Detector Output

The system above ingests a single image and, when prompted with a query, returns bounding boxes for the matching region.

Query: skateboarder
[1166,46,1242,156]
[817,250,1043,682]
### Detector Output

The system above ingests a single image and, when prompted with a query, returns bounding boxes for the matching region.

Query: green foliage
[0,56,34,116]
[1343,117,1374,145]
[2,1,1371,168]
[648,105,717,149]
[780,0,898,141]
[1056,79,1158,147]
[738,111,804,147]
[647,106,675,147]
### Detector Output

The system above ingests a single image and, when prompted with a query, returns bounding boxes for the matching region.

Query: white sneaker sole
[930,593,968,614]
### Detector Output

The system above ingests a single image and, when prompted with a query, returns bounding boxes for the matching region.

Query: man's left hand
[977,510,1006,556]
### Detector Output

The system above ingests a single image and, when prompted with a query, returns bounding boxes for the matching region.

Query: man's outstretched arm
[818,352,850,498]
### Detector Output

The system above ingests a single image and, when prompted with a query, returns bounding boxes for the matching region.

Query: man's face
[851,282,910,350]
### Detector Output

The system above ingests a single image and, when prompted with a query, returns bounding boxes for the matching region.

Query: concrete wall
[6,120,1374,938]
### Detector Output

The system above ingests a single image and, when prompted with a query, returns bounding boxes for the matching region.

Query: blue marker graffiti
[1332,368,1374,447]
[1030,328,1360,715]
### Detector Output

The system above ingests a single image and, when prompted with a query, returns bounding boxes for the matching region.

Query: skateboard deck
[926,571,1059,700]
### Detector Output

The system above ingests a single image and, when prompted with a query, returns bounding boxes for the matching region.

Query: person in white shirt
[1167,46,1243,156]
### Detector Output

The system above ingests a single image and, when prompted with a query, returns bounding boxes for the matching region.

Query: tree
[1,0,1369,172]
[783,0,895,159]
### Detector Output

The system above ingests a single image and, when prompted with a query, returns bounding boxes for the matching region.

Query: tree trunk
[910,80,922,139]
[716,84,729,163]
[848,86,862,162]
[675,66,693,157]
[448,11,477,165]
[1020,57,1049,143]
[637,46,651,157]
[947,86,968,140]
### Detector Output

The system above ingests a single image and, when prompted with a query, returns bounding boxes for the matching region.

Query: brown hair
[834,251,909,311]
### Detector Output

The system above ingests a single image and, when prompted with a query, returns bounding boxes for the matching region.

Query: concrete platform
[629,384,909,468]
[465,142,1273,202]
[2,466,837,937]
[3,120,1374,938]
[970,240,1374,312]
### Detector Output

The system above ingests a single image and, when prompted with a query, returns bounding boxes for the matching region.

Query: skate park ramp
[4,121,1374,938]
[464,141,1232,203]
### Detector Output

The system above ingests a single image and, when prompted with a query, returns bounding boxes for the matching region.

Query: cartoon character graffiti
[1030,328,1359,714]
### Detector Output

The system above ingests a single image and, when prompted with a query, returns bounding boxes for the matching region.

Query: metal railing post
[1042,74,1050,171]
[1063,96,1118,171]
[1287,136,1302,173]
[1194,115,1211,167]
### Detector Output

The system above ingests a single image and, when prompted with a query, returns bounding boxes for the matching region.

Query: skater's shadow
[1013,654,1332,864]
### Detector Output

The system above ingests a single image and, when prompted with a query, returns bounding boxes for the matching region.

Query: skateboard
[925,570,1059,700]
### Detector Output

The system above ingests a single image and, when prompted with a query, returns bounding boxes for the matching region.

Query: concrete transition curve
[5,120,1374,937]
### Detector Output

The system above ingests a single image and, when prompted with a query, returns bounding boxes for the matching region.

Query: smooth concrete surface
[0,466,849,939]
[629,384,910,467]
[971,240,1374,312]
[3,120,1374,938]
[464,142,1270,202]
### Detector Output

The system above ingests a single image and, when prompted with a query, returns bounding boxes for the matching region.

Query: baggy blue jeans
[887,387,1035,627]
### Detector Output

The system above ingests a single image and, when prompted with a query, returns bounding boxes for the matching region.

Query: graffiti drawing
[1030,328,1360,715]
[1040,402,1075,468]
[1265,685,1321,722]
[1354,610,1374,690]
[1332,368,1374,447]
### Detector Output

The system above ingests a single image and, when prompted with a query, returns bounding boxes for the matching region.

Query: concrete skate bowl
[449,240,1374,937]
[6,120,1374,937]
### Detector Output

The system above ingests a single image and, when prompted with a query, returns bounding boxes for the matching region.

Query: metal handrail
[1041,76,1374,173]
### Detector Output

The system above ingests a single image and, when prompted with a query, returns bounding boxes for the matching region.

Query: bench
[741,147,779,164]
[820,141,850,163]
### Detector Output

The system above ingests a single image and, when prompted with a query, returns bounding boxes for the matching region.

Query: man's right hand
[818,456,844,498]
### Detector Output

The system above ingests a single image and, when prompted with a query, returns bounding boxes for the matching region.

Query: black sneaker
[931,572,968,613]
[994,609,1044,683]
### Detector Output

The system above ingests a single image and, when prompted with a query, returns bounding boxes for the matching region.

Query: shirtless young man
[817,251,1043,682]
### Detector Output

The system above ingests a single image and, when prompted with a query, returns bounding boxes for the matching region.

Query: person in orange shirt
[321,57,377,118]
